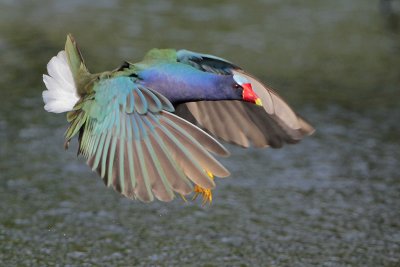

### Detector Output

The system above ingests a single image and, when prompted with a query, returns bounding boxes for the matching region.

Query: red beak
[242,83,262,106]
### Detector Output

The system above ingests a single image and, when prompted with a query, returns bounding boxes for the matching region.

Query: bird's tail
[64,34,91,94]
[42,34,90,113]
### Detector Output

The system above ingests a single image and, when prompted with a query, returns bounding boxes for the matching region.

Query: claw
[192,171,214,206]
[179,194,188,202]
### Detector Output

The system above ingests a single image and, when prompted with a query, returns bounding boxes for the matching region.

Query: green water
[0,1,399,266]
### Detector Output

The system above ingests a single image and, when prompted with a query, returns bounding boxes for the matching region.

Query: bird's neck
[137,63,238,105]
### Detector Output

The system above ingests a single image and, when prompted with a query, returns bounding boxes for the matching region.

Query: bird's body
[42,35,314,204]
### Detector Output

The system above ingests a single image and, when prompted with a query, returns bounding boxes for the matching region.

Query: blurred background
[0,0,399,266]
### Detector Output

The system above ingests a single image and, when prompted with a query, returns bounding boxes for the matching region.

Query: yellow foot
[180,194,188,202]
[193,171,214,206]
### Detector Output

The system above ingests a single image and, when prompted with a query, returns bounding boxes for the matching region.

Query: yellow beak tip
[255,98,263,106]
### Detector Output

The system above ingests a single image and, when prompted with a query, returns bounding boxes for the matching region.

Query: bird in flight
[42,34,314,205]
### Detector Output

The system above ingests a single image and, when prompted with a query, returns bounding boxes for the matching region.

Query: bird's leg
[192,171,214,205]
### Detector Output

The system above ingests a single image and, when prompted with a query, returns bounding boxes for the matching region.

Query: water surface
[0,1,399,266]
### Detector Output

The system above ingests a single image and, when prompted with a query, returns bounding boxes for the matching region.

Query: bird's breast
[138,63,226,105]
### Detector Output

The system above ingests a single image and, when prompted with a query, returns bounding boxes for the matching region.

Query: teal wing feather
[177,49,239,75]
[66,76,230,202]
[176,50,315,148]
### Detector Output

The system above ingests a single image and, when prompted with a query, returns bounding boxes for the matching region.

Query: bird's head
[233,74,262,106]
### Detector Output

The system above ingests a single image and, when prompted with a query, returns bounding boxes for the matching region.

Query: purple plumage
[138,62,242,105]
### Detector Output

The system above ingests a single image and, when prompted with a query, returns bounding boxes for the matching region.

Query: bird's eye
[234,83,241,89]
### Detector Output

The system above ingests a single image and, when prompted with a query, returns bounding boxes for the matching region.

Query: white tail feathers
[42,51,79,113]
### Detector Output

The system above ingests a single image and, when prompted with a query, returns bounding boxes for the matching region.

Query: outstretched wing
[66,76,230,202]
[176,50,314,148]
